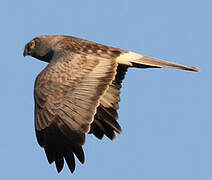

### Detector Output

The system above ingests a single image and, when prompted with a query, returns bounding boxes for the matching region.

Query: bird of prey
[23,35,200,173]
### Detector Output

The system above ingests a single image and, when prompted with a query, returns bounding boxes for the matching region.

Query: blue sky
[1,0,211,179]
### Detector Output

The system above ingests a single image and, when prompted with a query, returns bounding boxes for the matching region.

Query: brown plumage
[23,35,200,173]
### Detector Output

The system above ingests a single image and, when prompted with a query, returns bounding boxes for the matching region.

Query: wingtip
[186,66,200,72]
[193,67,201,72]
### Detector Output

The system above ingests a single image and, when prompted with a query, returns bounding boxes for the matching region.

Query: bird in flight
[23,35,200,173]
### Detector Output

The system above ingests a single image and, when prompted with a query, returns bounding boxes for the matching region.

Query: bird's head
[23,35,63,62]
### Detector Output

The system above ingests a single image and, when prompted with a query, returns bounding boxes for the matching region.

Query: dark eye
[29,40,35,49]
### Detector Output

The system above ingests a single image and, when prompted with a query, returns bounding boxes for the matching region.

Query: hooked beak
[23,43,30,57]
[23,47,28,57]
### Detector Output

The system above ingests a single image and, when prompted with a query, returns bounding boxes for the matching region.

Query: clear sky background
[1,0,211,179]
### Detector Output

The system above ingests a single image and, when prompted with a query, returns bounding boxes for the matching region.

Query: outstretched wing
[90,65,128,140]
[89,50,200,140]
[34,52,117,173]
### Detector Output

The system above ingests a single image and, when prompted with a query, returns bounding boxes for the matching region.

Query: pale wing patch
[116,51,143,66]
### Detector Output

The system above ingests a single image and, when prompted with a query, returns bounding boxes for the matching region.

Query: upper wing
[34,52,117,173]
[89,50,200,140]
[116,51,200,72]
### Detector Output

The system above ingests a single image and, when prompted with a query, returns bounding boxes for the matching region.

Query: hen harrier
[23,35,200,173]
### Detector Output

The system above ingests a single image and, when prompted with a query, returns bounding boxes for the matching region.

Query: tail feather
[90,121,104,139]
[97,106,121,134]
[91,118,116,140]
